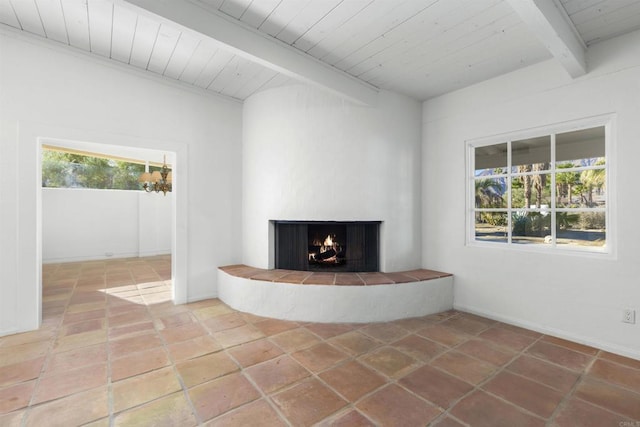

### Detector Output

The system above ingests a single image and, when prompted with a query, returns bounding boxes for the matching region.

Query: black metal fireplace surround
[274,221,380,272]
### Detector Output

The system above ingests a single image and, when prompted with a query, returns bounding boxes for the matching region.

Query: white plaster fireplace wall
[242,84,422,272]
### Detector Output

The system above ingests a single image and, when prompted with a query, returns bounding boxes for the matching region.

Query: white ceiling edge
[120,0,380,106]
[506,0,587,78]
[0,25,243,106]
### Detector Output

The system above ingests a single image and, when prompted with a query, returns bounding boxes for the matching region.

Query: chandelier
[138,155,172,195]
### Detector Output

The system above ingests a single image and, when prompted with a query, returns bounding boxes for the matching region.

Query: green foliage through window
[42,149,147,191]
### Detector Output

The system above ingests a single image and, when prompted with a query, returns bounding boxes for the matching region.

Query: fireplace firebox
[274,221,380,272]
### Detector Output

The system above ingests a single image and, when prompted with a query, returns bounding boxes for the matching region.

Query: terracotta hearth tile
[303,273,336,285]
[0,380,35,414]
[575,377,640,420]
[154,311,196,330]
[277,271,313,284]
[218,264,249,273]
[206,399,287,427]
[483,371,564,418]
[506,355,580,393]
[245,355,310,394]
[292,343,349,373]
[108,309,151,328]
[319,360,386,401]
[588,359,640,393]
[113,391,197,427]
[334,273,365,286]
[250,270,291,282]
[392,316,437,331]
[272,379,347,426]
[357,273,393,285]
[227,339,284,368]
[403,269,452,281]
[526,341,593,371]
[229,266,264,279]
[158,322,207,345]
[399,364,473,409]
[392,335,447,362]
[552,397,636,426]
[432,351,497,385]
[356,384,441,426]
[109,321,156,341]
[379,272,415,284]
[188,372,260,422]
[451,390,544,427]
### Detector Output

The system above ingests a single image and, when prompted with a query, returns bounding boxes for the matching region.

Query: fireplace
[274,221,380,272]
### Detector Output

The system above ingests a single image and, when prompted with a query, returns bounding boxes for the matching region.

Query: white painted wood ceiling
[1,0,639,102]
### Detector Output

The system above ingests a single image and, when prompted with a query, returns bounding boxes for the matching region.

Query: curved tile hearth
[218,265,453,323]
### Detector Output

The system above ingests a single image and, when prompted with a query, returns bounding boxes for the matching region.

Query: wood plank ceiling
[1,0,639,102]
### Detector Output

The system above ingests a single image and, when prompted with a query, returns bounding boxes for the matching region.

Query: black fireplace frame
[273,220,381,272]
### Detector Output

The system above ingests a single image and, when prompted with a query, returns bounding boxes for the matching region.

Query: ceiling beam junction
[506,0,587,78]
[120,0,379,106]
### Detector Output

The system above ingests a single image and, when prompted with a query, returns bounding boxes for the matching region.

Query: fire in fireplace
[274,221,380,272]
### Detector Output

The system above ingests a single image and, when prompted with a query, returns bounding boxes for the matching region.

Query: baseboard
[454,303,640,361]
[43,251,170,264]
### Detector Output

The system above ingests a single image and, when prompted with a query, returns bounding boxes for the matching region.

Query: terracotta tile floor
[1,256,639,426]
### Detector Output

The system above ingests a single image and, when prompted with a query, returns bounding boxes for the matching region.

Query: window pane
[475,178,506,208]
[556,127,605,167]
[556,168,606,208]
[475,212,507,242]
[511,174,551,209]
[512,212,550,245]
[512,136,550,173]
[475,143,507,176]
[556,212,606,248]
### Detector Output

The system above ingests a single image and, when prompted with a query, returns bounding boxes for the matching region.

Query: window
[468,118,611,253]
[41,146,155,191]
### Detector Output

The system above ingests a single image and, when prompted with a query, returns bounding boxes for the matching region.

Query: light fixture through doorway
[138,155,172,195]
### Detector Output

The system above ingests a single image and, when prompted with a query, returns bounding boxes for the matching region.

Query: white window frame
[466,115,615,258]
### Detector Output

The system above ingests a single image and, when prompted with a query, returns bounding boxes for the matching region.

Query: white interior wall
[422,30,640,359]
[0,31,242,335]
[242,85,422,272]
[42,188,171,263]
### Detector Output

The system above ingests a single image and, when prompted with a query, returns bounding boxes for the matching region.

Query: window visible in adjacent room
[467,117,612,254]
[42,146,156,191]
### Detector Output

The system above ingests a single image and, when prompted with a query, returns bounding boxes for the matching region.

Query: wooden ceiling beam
[506,0,587,78]
[120,0,379,105]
